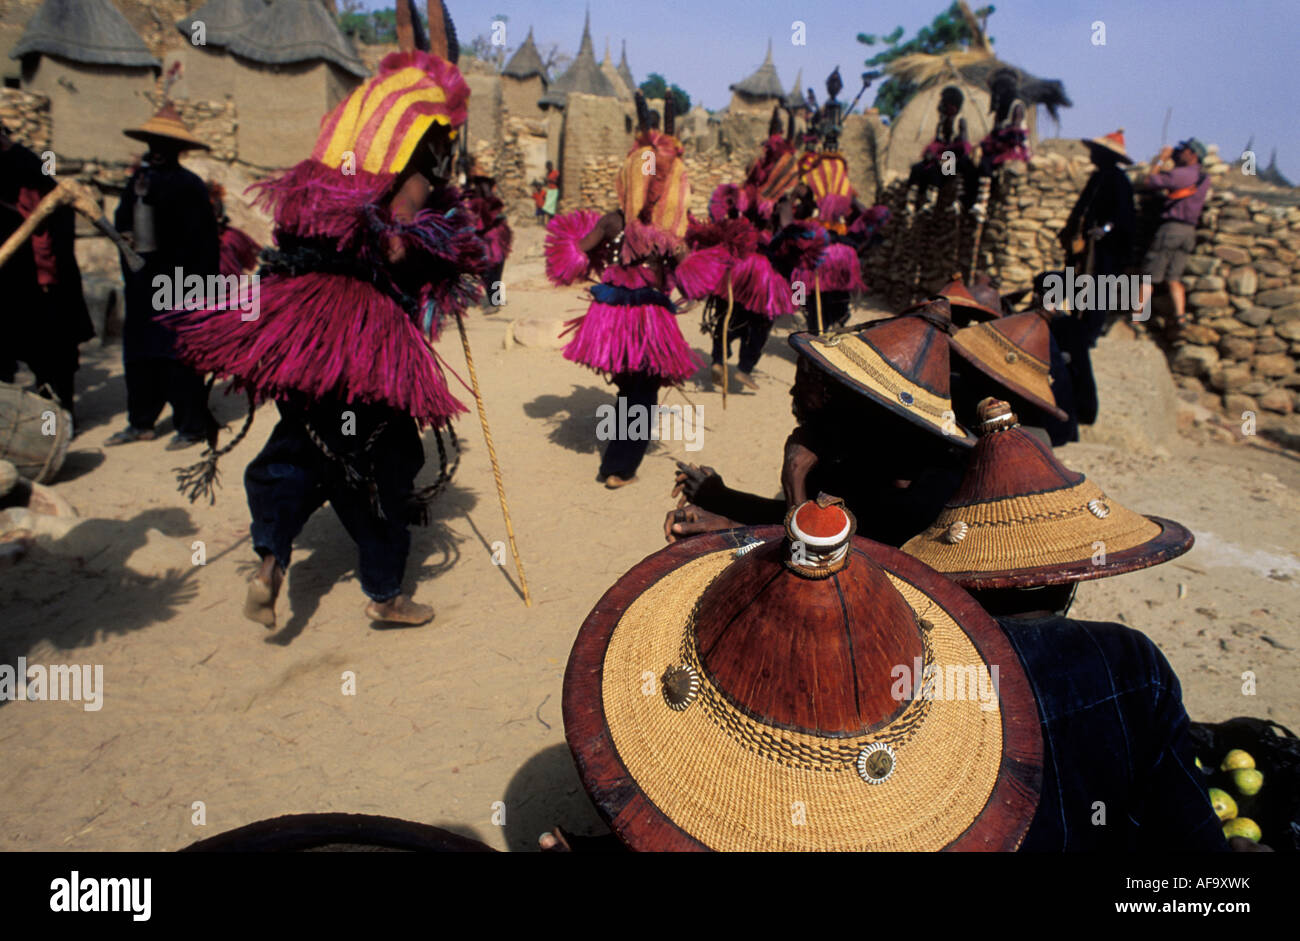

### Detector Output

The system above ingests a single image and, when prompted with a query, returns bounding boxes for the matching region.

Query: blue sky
[364,1,1299,179]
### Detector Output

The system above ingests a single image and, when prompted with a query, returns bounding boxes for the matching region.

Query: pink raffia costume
[164,1,487,621]
[543,93,701,484]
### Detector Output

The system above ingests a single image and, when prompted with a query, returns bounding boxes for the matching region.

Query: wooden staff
[720,275,734,410]
[967,175,992,280]
[0,178,143,272]
[454,311,531,607]
[814,273,823,334]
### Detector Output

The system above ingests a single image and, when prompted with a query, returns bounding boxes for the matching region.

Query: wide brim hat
[950,310,1068,422]
[563,499,1042,851]
[1083,129,1131,164]
[903,400,1194,588]
[938,276,1001,321]
[123,103,209,151]
[789,312,977,448]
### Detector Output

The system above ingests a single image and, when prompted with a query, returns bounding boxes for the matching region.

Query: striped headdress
[801,152,853,202]
[311,51,469,178]
[746,135,800,204]
[617,131,691,240]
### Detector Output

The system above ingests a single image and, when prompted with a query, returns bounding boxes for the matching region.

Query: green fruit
[1195,756,1212,775]
[1220,749,1255,772]
[1232,768,1263,796]
[1222,817,1261,842]
[1208,787,1237,822]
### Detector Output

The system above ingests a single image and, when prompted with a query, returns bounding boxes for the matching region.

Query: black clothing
[711,306,772,374]
[124,357,218,439]
[598,370,660,479]
[245,398,425,602]
[1002,616,1228,852]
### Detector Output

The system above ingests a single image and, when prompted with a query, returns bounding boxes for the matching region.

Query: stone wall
[1169,189,1300,423]
[0,86,50,152]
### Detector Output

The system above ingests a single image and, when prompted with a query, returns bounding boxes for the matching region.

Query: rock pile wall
[0,87,50,153]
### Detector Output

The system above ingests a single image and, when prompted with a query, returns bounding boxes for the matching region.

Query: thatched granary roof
[11,0,160,69]
[785,68,805,111]
[601,39,632,101]
[617,40,635,95]
[226,0,367,78]
[1260,151,1294,189]
[503,26,547,81]
[887,49,1072,120]
[539,11,617,109]
[730,40,785,100]
[177,0,270,49]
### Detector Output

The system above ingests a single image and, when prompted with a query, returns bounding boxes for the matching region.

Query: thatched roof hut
[880,48,1072,182]
[728,40,785,113]
[600,39,632,102]
[617,40,636,95]
[503,26,547,81]
[176,0,271,49]
[10,0,160,162]
[785,68,805,112]
[226,0,367,78]
[539,11,617,110]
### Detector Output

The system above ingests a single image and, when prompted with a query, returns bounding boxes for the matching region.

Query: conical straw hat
[789,310,976,447]
[938,275,1001,321]
[123,103,209,150]
[950,310,1068,422]
[563,496,1042,851]
[1083,128,1131,164]
[902,399,1193,588]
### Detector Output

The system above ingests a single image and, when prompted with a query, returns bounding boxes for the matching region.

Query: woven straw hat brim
[124,118,209,151]
[902,469,1194,587]
[563,526,1042,852]
[789,332,977,448]
[951,327,1068,422]
[1084,138,1132,164]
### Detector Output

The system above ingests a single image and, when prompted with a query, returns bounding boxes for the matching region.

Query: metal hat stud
[661,665,701,711]
[856,742,896,784]
[942,520,968,544]
[897,390,915,406]
[1087,498,1110,519]
[1005,351,1019,364]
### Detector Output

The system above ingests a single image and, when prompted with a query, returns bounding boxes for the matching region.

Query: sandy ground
[1,224,1297,851]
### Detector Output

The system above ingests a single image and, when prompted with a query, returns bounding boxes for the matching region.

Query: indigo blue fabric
[245,398,424,602]
[590,282,676,312]
[999,616,1229,851]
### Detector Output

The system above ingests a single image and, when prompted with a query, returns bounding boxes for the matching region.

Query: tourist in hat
[544,91,699,488]
[1134,137,1211,332]
[559,493,1044,851]
[1059,129,1137,348]
[162,1,485,628]
[902,398,1227,850]
[0,120,93,423]
[668,301,973,547]
[107,103,220,450]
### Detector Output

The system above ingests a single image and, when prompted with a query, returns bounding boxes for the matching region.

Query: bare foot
[243,555,284,628]
[604,474,637,489]
[734,370,759,391]
[364,593,435,626]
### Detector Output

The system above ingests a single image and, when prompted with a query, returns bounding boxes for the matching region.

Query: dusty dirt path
[1,225,1296,851]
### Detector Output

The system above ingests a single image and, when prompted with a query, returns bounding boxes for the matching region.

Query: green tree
[638,73,691,115]
[858,2,995,120]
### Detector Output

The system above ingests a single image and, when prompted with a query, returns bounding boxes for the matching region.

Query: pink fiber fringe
[622,218,681,262]
[219,226,260,276]
[168,272,467,427]
[674,245,732,299]
[795,243,865,294]
[601,265,659,290]
[818,193,853,222]
[546,209,602,285]
[708,183,748,222]
[562,300,700,384]
[730,253,795,318]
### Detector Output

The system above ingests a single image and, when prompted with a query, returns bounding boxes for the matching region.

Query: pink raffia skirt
[561,266,700,385]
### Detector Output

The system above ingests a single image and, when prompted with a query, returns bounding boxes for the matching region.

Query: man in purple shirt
[1135,138,1211,329]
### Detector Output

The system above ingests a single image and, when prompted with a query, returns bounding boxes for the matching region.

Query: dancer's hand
[672,461,720,503]
[781,429,820,507]
[665,504,737,543]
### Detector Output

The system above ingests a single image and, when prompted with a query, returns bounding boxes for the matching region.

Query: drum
[0,382,73,483]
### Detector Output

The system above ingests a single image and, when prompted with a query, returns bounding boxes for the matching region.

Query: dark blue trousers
[245,398,424,602]
[1002,616,1228,852]
[711,306,773,374]
[598,371,660,479]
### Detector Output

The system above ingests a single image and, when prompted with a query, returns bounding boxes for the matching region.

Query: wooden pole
[721,275,733,410]
[814,273,823,334]
[455,311,531,607]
